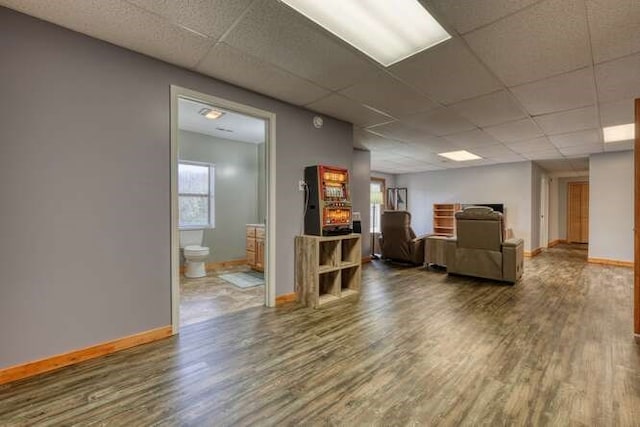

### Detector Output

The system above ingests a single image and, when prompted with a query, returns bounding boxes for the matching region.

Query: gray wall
[179,130,260,263]
[556,176,589,241]
[0,8,353,369]
[589,151,634,262]
[352,150,371,257]
[396,162,534,250]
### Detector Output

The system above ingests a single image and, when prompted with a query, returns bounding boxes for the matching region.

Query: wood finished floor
[180,266,264,327]
[1,245,639,426]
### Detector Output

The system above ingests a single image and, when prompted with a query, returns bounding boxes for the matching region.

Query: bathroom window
[178,161,215,229]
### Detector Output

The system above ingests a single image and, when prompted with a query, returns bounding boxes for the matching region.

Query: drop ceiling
[3,0,638,174]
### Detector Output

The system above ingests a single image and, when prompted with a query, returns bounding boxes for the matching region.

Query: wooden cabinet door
[256,238,264,271]
[568,182,589,243]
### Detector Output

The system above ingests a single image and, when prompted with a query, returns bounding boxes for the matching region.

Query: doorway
[567,182,589,244]
[170,86,276,333]
[370,178,385,257]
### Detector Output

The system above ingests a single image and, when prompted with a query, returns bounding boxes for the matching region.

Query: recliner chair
[445,206,524,283]
[378,211,428,265]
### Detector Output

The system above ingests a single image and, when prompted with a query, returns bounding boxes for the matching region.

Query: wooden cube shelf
[295,234,361,308]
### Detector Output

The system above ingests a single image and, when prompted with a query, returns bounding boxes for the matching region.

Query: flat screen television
[462,203,504,214]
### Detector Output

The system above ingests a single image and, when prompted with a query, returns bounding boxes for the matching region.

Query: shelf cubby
[341,235,360,266]
[433,203,461,237]
[319,239,340,270]
[340,264,361,294]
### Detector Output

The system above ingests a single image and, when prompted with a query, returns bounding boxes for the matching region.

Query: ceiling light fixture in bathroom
[198,107,225,120]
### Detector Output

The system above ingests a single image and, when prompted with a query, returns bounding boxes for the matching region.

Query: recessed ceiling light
[438,150,482,161]
[603,123,634,143]
[198,107,225,120]
[280,0,451,67]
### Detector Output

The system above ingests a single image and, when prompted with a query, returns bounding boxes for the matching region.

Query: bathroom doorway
[170,86,276,332]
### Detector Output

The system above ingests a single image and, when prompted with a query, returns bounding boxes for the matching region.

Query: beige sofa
[445,206,523,283]
[379,211,428,265]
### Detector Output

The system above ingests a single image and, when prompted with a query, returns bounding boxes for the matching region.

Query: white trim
[540,175,549,248]
[170,85,277,334]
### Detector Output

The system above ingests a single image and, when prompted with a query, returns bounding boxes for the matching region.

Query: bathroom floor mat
[219,271,265,289]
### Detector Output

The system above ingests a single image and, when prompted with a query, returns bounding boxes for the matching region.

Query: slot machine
[304,165,352,236]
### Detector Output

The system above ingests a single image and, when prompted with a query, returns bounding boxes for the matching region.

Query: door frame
[170,85,277,334]
[540,175,549,248]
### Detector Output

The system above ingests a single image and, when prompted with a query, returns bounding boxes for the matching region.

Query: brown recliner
[445,206,524,283]
[378,211,428,265]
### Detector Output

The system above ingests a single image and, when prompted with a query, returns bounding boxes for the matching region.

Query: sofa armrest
[502,238,524,283]
[444,237,458,272]
[411,233,431,243]
[502,238,524,248]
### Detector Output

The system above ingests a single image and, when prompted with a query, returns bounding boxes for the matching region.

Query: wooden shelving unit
[433,203,461,237]
[295,234,361,308]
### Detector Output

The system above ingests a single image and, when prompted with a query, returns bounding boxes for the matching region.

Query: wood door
[568,182,589,243]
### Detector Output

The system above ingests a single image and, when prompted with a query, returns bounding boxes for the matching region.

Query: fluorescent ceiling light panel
[280,0,451,66]
[603,123,635,143]
[438,150,482,161]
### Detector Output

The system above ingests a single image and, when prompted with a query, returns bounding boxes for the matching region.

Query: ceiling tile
[389,38,502,105]
[443,129,502,148]
[444,158,501,169]
[558,143,603,156]
[370,150,407,162]
[535,159,575,172]
[470,144,517,158]
[586,0,640,63]
[306,94,393,127]
[549,129,601,148]
[567,157,589,170]
[197,43,329,106]
[395,145,446,162]
[510,67,597,115]
[419,139,461,154]
[450,90,527,127]
[127,0,253,39]
[464,0,591,86]
[340,71,437,117]
[355,129,406,151]
[507,137,556,153]
[223,0,375,90]
[599,98,635,127]
[604,140,634,152]
[522,150,563,160]
[533,106,599,135]
[401,108,477,136]
[595,53,640,103]
[367,121,439,144]
[485,154,526,163]
[2,0,214,68]
[484,118,543,143]
[428,0,539,34]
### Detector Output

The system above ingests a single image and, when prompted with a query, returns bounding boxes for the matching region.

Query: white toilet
[180,230,210,278]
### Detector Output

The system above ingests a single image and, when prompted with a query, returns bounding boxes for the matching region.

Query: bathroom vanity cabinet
[246,224,265,272]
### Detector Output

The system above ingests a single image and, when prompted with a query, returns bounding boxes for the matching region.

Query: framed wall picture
[387,187,408,211]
